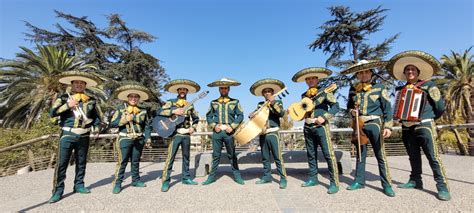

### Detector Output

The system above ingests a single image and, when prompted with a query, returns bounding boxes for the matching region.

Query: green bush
[0,112,59,171]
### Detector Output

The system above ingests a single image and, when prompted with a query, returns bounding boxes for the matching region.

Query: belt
[119,132,143,138]
[263,127,279,134]
[218,124,230,131]
[402,119,434,127]
[359,115,380,122]
[176,128,190,134]
[61,127,89,135]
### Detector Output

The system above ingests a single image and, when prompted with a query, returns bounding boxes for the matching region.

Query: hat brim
[114,84,152,101]
[117,89,150,101]
[292,68,332,82]
[250,79,285,96]
[387,51,440,81]
[340,61,387,75]
[390,57,434,81]
[207,81,241,87]
[58,76,99,87]
[252,84,283,96]
[165,79,200,94]
[166,84,198,94]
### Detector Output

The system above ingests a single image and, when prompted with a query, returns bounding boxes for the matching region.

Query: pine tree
[309,5,399,98]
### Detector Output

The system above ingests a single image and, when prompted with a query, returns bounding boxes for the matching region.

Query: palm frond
[0,44,100,128]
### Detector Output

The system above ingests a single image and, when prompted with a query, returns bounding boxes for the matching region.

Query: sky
[1,0,473,123]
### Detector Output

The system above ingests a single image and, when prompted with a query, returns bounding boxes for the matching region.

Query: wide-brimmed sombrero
[386,50,441,81]
[250,78,285,96]
[164,79,201,94]
[207,77,241,87]
[340,60,388,75]
[292,67,332,82]
[114,83,152,101]
[58,71,102,87]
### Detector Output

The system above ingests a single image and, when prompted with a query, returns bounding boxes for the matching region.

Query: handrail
[1,123,473,154]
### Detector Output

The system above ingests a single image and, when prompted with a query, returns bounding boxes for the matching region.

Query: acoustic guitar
[151,91,209,138]
[233,87,289,145]
[288,84,337,121]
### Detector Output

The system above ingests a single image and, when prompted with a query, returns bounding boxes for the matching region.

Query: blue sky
[1,0,473,123]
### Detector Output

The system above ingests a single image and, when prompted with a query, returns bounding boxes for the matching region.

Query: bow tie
[306,88,318,97]
[217,97,230,104]
[126,106,141,115]
[355,83,372,92]
[176,99,188,107]
[406,84,417,89]
[72,93,90,102]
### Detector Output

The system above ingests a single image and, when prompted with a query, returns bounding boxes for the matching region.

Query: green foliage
[24,10,169,98]
[437,112,470,153]
[309,5,399,68]
[0,112,60,171]
[308,5,400,107]
[435,47,473,154]
[438,47,473,121]
[0,45,98,128]
[438,129,469,151]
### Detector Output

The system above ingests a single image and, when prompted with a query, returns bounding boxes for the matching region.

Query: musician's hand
[225,126,233,133]
[214,124,221,133]
[189,127,195,135]
[90,126,99,135]
[68,99,79,108]
[383,128,392,138]
[268,96,275,103]
[315,116,325,125]
[173,108,185,116]
[126,114,134,122]
[145,139,152,149]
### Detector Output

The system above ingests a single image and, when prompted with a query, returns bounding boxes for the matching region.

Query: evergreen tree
[309,6,399,97]
[24,10,168,98]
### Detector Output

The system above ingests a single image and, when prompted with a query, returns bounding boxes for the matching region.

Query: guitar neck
[183,97,199,111]
[181,91,209,111]
[311,84,335,100]
[256,87,287,112]
[310,90,325,100]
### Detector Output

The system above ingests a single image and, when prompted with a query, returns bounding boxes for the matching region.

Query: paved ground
[0,155,473,212]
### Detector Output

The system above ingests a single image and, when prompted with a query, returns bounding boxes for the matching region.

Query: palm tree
[0,45,99,129]
[439,47,473,155]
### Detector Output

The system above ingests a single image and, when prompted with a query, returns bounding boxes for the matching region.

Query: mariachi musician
[387,50,451,201]
[110,82,153,194]
[291,68,340,194]
[342,60,395,197]
[202,78,245,185]
[157,79,201,192]
[249,78,288,189]
[48,71,103,203]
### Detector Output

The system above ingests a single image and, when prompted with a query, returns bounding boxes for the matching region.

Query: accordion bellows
[393,87,426,122]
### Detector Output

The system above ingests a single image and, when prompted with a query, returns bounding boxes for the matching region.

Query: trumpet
[66,91,93,125]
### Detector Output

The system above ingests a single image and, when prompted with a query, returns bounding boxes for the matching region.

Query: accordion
[393,87,426,122]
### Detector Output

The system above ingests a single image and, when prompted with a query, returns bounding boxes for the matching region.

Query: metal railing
[1,123,473,177]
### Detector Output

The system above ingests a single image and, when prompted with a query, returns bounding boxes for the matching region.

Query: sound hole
[302,103,307,109]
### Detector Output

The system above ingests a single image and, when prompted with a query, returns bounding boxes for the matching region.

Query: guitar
[288,84,337,121]
[152,91,209,138]
[234,87,289,145]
